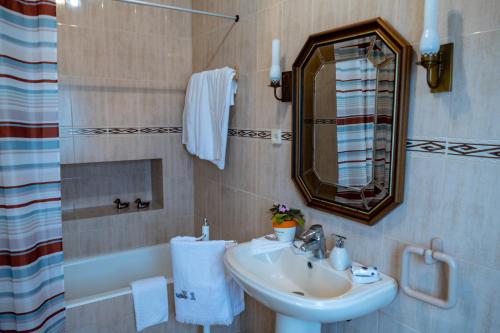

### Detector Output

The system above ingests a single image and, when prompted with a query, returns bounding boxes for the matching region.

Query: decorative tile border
[69,128,108,136]
[282,131,292,141]
[228,129,292,141]
[138,127,171,134]
[304,118,337,125]
[315,119,337,124]
[448,142,500,159]
[66,127,183,136]
[407,139,500,160]
[406,139,447,154]
[108,128,139,135]
[62,127,499,160]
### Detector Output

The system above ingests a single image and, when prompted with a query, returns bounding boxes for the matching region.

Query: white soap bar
[351,274,381,284]
[351,265,378,277]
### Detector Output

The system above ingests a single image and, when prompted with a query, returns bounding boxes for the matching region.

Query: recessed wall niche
[61,159,163,221]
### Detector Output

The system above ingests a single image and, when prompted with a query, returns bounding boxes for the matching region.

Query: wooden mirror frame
[291,18,412,225]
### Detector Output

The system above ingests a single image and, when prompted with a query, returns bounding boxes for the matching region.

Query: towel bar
[400,237,457,309]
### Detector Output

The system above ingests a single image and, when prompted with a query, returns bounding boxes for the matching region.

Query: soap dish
[350,265,381,284]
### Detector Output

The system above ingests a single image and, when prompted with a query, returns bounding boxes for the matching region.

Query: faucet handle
[299,224,324,241]
[299,228,316,241]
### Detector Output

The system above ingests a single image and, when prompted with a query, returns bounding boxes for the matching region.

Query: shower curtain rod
[115,0,240,22]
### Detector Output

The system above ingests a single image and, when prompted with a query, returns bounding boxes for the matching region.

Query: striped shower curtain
[335,57,376,188]
[0,1,65,332]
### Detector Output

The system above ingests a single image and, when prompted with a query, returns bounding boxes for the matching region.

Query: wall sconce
[417,0,453,93]
[269,39,292,102]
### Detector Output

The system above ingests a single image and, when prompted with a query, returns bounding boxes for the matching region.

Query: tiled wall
[57,0,194,258]
[191,1,500,333]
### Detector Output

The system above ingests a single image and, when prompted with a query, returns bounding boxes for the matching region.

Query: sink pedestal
[275,313,321,333]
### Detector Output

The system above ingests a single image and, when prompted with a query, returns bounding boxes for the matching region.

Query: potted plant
[270,203,305,242]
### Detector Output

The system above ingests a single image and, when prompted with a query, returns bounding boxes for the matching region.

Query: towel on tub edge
[170,236,244,326]
[130,276,168,331]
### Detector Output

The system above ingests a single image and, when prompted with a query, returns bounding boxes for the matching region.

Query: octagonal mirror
[292,18,412,225]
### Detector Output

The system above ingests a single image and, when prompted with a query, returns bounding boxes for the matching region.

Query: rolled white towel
[251,234,292,255]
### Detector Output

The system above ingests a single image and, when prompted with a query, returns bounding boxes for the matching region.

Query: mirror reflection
[302,35,396,211]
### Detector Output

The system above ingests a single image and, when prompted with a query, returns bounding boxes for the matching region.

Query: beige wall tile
[237,17,257,74]
[221,186,259,242]
[378,312,420,333]
[136,33,167,81]
[57,0,105,29]
[438,156,500,269]
[103,79,139,127]
[58,76,73,127]
[255,140,285,200]
[382,153,447,245]
[103,0,137,32]
[231,72,257,128]
[311,0,352,33]
[428,260,500,333]
[60,137,75,165]
[448,30,500,140]
[222,137,257,193]
[69,77,108,128]
[444,0,500,37]
[254,70,289,129]
[256,3,283,71]
[105,30,138,80]
[281,0,313,69]
[73,136,109,163]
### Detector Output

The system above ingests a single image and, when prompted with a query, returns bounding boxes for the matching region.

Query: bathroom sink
[224,242,397,333]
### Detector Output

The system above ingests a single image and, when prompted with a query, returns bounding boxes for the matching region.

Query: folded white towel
[170,237,244,326]
[251,234,292,255]
[182,67,237,170]
[130,276,168,332]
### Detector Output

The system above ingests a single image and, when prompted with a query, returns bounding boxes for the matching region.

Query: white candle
[269,39,281,82]
[420,0,440,55]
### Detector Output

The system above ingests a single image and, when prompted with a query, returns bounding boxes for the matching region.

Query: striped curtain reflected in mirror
[0,1,65,332]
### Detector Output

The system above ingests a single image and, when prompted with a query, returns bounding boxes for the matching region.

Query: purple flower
[278,204,289,213]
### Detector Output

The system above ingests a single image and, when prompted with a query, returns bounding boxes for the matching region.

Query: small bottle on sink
[329,234,351,271]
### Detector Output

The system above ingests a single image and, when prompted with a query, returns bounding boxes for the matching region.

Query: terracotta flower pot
[272,220,296,242]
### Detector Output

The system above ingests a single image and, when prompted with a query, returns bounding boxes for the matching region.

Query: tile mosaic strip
[315,119,337,124]
[140,127,183,134]
[139,127,171,134]
[448,142,500,159]
[69,127,183,135]
[108,128,138,135]
[281,131,292,141]
[169,127,183,134]
[304,118,337,124]
[69,128,108,135]
[64,127,499,160]
[228,129,292,141]
[406,139,447,154]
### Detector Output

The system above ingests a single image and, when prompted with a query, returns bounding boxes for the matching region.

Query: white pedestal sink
[224,242,397,333]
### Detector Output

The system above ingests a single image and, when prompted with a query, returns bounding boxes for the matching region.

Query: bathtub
[64,243,172,309]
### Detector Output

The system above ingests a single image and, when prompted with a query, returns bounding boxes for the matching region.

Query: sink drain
[292,291,305,296]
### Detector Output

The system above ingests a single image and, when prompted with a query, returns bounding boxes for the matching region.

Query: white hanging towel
[170,236,244,326]
[130,276,169,332]
[182,67,237,170]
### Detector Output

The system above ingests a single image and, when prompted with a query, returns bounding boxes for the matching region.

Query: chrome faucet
[298,224,327,259]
